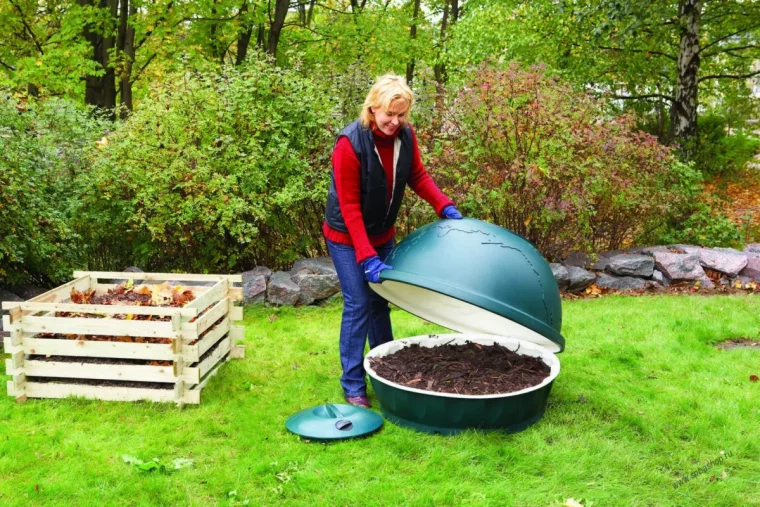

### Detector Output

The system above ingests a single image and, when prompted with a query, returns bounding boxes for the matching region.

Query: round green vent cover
[372,218,565,352]
[285,404,383,441]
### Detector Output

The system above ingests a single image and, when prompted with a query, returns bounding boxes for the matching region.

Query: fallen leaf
[268,315,278,323]
[750,375,759,382]
[565,499,584,507]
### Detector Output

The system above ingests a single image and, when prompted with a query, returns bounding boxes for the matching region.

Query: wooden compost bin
[2,271,245,405]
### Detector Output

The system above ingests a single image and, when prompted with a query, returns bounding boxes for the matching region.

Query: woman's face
[372,101,409,136]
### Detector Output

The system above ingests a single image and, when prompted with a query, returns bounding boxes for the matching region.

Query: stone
[698,249,748,276]
[563,252,609,271]
[744,244,760,255]
[652,270,669,287]
[739,256,760,281]
[566,266,596,291]
[606,254,654,277]
[290,257,337,276]
[595,273,648,291]
[653,252,705,281]
[550,263,571,290]
[244,266,272,282]
[243,274,267,304]
[291,273,341,305]
[697,276,715,289]
[668,244,702,255]
[635,246,671,256]
[266,271,301,306]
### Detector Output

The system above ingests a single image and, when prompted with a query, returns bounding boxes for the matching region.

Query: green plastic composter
[365,218,565,435]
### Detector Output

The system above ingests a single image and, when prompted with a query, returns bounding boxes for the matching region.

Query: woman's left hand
[441,205,463,219]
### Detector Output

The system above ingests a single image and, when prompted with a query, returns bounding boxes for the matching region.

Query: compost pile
[369,341,551,395]
[34,281,220,366]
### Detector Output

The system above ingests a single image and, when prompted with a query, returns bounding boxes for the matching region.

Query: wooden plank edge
[75,271,238,282]
[16,382,179,403]
[19,360,179,383]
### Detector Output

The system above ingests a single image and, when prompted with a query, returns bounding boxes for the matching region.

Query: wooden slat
[229,345,245,359]
[199,337,231,378]
[74,271,240,283]
[194,298,229,336]
[229,306,243,322]
[184,279,228,311]
[13,337,175,360]
[20,360,178,383]
[2,276,92,310]
[230,325,245,341]
[15,302,197,318]
[18,382,178,403]
[19,315,176,338]
[3,336,21,353]
[228,288,243,302]
[188,351,229,397]
[196,318,230,358]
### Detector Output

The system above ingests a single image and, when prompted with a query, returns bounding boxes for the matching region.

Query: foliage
[649,203,743,248]
[0,93,108,285]
[694,115,760,177]
[425,63,694,260]
[0,1,103,97]
[76,59,334,272]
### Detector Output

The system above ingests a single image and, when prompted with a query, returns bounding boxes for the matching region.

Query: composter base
[379,407,546,435]
[365,334,560,435]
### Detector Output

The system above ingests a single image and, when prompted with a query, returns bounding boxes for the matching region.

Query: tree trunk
[236,0,253,65]
[266,0,289,58]
[256,24,266,49]
[406,0,420,84]
[80,0,118,115]
[671,0,701,155]
[306,0,316,26]
[119,0,136,116]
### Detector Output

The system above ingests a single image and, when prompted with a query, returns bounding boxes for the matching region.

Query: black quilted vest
[325,120,413,236]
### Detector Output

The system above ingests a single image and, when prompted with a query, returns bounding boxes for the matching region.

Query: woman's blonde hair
[360,74,414,129]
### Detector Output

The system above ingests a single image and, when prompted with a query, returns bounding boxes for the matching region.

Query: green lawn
[1,295,759,506]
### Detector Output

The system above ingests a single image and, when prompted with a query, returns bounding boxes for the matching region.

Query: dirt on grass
[715,338,760,350]
[369,341,551,395]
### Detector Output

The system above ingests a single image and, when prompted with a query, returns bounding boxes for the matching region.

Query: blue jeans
[326,238,395,398]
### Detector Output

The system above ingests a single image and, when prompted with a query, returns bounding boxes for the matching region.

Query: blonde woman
[323,74,463,408]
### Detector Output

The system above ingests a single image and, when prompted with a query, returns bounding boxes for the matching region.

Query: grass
[1,294,760,506]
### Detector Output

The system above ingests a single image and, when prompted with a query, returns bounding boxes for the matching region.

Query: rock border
[3,244,759,312]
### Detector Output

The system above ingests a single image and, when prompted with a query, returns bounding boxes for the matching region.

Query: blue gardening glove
[441,205,463,219]
[361,255,393,284]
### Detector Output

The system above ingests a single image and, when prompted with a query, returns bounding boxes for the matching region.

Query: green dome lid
[372,218,565,352]
[285,404,383,441]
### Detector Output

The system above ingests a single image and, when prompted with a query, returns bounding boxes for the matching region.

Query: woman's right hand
[361,256,393,284]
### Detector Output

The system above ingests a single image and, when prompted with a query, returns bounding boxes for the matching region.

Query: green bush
[78,60,335,272]
[694,114,760,176]
[651,204,742,248]
[416,63,696,260]
[0,94,108,285]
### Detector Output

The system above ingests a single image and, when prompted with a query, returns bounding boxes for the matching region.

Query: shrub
[0,94,108,286]
[77,60,334,272]
[650,204,742,248]
[694,114,760,176]
[420,63,697,260]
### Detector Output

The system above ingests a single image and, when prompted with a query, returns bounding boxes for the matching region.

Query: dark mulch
[369,340,551,395]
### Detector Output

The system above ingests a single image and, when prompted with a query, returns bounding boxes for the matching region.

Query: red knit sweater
[323,124,454,263]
